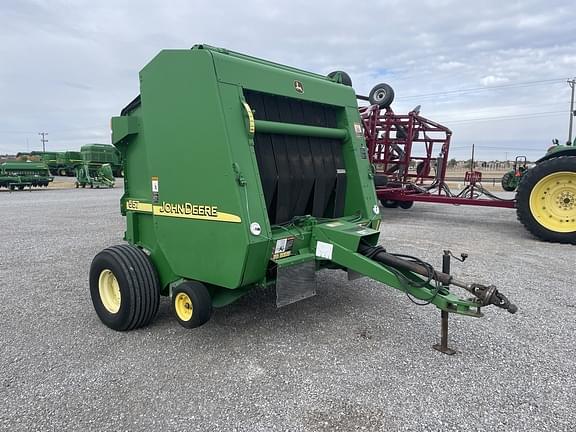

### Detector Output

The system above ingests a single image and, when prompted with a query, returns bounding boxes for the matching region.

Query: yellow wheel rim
[98,269,121,314]
[174,292,193,321]
[529,171,576,233]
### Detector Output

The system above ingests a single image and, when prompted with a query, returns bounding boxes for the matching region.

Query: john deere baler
[90,45,515,333]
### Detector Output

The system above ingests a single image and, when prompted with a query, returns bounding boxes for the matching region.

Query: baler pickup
[89,44,517,346]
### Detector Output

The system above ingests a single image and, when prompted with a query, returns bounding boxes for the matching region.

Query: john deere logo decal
[294,80,304,94]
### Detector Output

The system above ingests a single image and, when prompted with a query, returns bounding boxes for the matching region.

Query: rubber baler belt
[246,90,346,224]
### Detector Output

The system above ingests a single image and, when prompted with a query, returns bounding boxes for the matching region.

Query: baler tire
[89,244,160,331]
[172,281,212,329]
[327,71,353,87]
[416,162,432,177]
[398,201,414,209]
[516,156,576,244]
[369,83,395,108]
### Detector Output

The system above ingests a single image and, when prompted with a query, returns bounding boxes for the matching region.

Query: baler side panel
[339,106,379,221]
[113,106,180,290]
[213,83,274,287]
[135,50,253,289]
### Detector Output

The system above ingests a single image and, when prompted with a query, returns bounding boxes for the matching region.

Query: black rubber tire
[75,182,79,189]
[89,244,160,331]
[17,185,24,191]
[369,83,395,107]
[380,199,399,208]
[416,162,431,177]
[374,174,388,187]
[501,172,517,192]
[59,169,67,176]
[172,281,212,329]
[398,201,414,209]
[327,71,352,87]
[516,156,576,244]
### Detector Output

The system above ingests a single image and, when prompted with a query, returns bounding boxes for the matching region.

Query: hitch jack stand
[433,251,457,355]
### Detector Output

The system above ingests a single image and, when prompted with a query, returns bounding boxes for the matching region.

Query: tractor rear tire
[516,156,576,244]
[501,172,517,192]
[89,244,160,331]
[172,281,212,329]
[369,83,395,108]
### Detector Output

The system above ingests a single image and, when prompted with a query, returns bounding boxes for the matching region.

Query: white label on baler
[315,241,333,260]
[275,238,288,253]
[151,176,159,192]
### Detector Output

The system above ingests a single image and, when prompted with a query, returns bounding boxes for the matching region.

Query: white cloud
[480,75,511,86]
[0,0,575,159]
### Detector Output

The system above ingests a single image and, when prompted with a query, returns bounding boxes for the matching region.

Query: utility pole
[38,132,48,152]
[568,78,576,144]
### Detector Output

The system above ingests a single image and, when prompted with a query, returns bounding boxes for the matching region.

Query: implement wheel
[380,199,399,208]
[172,281,212,329]
[369,83,395,108]
[516,156,576,244]
[398,201,414,209]
[89,244,160,331]
[501,172,517,192]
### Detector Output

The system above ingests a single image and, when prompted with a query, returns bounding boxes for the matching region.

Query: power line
[441,110,566,125]
[396,77,568,100]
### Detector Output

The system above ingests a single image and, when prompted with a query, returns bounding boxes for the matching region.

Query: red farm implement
[357,87,515,210]
[353,82,575,244]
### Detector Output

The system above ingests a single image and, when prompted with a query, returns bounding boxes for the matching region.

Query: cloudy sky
[1,0,575,160]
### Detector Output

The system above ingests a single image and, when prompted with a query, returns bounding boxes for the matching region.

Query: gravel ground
[0,187,574,431]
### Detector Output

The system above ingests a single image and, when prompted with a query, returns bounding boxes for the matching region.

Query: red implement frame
[359,103,516,209]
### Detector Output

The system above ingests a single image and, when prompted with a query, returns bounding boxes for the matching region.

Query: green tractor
[515,138,576,244]
[501,156,528,192]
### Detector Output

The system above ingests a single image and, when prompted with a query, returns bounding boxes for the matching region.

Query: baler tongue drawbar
[357,243,518,314]
[312,221,517,316]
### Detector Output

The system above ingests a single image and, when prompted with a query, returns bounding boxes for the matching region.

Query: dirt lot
[0,187,574,431]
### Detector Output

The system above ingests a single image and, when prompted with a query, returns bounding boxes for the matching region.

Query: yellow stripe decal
[126,200,153,213]
[125,199,241,223]
[152,205,241,223]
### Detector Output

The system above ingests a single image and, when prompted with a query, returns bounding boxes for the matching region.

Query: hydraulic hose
[358,243,518,314]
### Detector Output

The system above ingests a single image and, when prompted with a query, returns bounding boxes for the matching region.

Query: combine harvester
[358,86,576,244]
[88,45,516,353]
